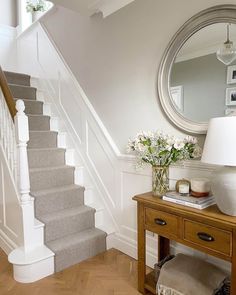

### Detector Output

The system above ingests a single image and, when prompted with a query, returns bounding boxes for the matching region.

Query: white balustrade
[0,89,36,253]
[0,90,31,205]
[0,89,17,183]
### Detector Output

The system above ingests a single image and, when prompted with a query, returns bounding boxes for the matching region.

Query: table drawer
[183,219,232,257]
[145,208,179,238]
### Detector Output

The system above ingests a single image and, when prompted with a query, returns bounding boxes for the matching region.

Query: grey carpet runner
[4,71,107,272]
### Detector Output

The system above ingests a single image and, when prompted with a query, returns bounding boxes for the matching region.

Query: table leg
[231,229,236,295]
[158,236,170,262]
[138,203,146,294]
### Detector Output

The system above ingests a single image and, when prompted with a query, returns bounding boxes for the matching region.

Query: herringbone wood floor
[0,248,143,295]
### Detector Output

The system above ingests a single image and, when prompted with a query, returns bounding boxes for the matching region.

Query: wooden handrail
[0,66,16,119]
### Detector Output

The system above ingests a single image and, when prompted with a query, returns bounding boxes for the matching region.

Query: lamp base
[212,166,236,216]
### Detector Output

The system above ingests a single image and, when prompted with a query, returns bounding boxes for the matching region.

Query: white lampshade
[202,116,236,216]
[201,116,236,166]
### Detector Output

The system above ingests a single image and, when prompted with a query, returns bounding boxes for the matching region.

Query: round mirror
[158,5,236,134]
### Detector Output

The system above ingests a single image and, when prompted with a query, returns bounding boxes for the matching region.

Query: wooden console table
[133,192,236,295]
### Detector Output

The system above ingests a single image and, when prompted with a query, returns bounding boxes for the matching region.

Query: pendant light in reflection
[216,24,236,65]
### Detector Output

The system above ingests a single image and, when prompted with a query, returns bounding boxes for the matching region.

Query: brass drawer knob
[154,218,167,226]
[197,232,215,242]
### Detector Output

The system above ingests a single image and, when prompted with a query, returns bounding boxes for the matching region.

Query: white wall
[0,143,23,254]
[0,0,18,71]
[0,144,23,254]
[0,0,17,27]
[0,88,23,254]
[41,0,233,152]
[0,25,17,71]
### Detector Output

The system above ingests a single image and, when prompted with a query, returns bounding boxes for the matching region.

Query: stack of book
[162,191,215,209]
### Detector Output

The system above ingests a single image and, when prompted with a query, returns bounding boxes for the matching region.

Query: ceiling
[176,23,236,62]
[49,0,136,17]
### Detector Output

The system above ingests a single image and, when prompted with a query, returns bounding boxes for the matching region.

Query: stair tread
[40,205,95,223]
[4,71,31,79]
[29,130,57,133]
[14,98,40,102]
[8,83,36,90]
[29,165,74,173]
[31,184,84,196]
[9,84,37,100]
[47,228,106,252]
[28,147,65,152]
[28,114,50,118]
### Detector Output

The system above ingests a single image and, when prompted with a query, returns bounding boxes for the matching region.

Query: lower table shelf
[133,193,236,294]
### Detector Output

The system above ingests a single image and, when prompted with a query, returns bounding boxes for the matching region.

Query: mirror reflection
[170,23,236,122]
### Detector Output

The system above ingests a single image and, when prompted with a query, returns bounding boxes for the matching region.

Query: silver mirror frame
[158,5,236,134]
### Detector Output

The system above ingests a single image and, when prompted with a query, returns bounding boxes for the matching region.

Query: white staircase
[0,68,54,283]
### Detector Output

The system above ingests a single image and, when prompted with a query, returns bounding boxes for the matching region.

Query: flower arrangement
[127,131,201,196]
[127,131,201,167]
[26,0,47,13]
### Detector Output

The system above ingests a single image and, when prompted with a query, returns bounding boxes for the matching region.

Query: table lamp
[201,116,236,216]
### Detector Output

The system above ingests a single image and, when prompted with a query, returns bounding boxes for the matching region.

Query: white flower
[184,136,197,144]
[127,139,134,153]
[174,141,185,150]
[136,143,146,152]
[166,145,172,151]
[166,137,175,146]
[127,130,201,166]
[192,145,202,158]
[146,131,155,138]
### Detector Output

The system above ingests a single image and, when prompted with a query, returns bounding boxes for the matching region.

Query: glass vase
[152,166,169,196]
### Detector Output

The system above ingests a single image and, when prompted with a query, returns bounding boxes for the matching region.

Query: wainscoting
[0,144,23,254]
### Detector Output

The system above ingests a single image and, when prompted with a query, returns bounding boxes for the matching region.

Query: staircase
[4,71,107,272]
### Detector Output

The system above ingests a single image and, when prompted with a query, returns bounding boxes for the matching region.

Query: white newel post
[14,100,35,252]
[15,100,31,203]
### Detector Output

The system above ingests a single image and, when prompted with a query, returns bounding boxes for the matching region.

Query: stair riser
[28,116,50,131]
[54,235,106,272]
[30,167,75,191]
[28,132,58,149]
[9,85,37,100]
[44,209,95,243]
[4,72,31,86]
[28,149,65,168]
[33,188,84,217]
[24,100,44,115]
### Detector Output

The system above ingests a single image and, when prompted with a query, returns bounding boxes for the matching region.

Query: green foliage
[26,0,47,13]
